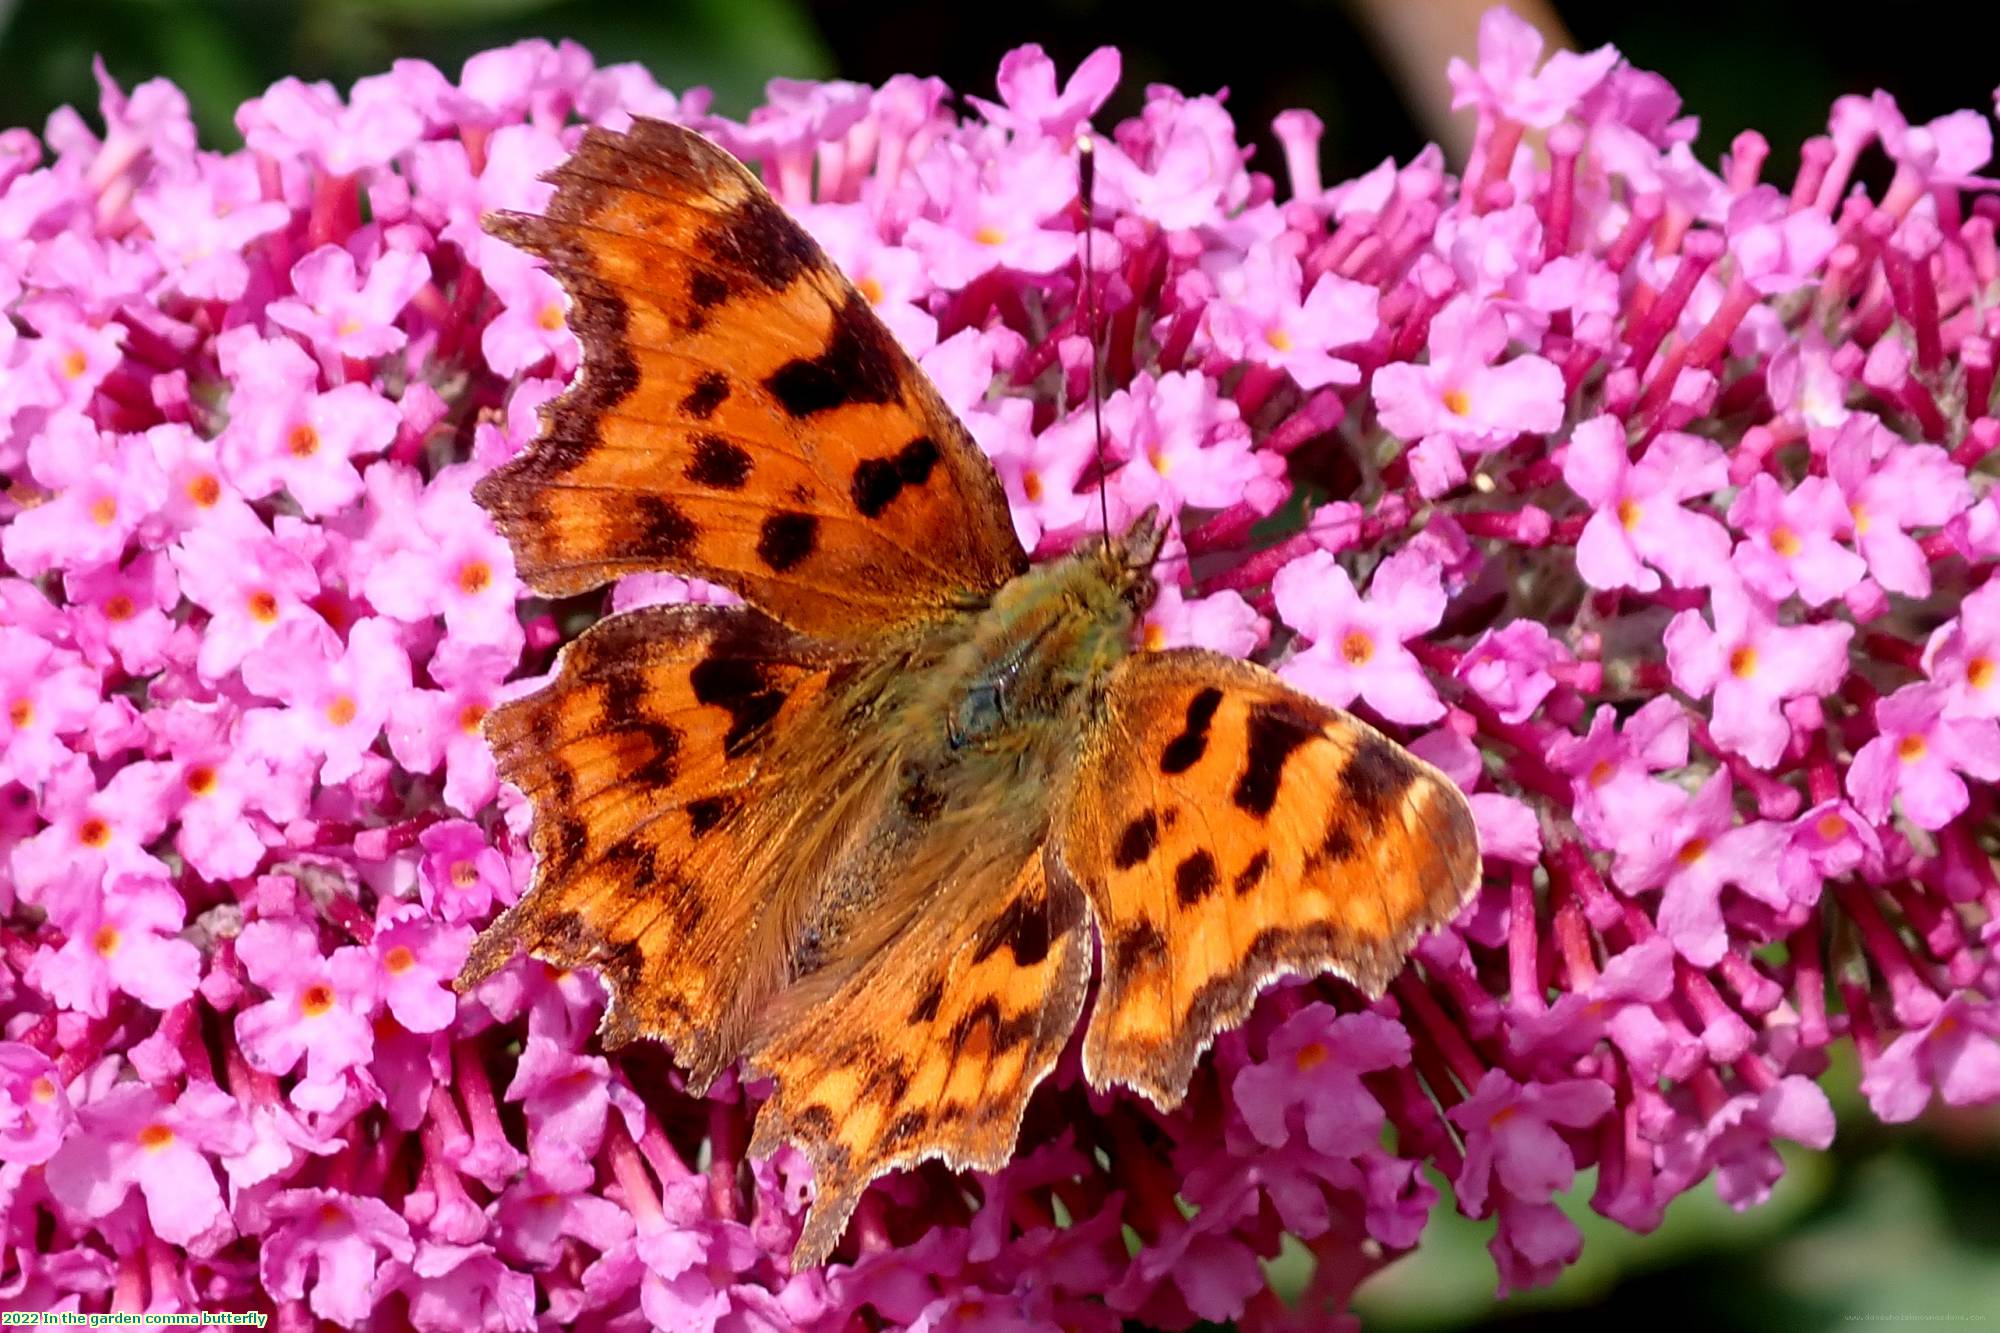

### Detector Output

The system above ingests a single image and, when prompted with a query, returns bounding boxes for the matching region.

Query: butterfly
[456,117,1480,1268]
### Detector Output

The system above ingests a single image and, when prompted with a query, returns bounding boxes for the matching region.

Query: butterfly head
[1101,505,1167,614]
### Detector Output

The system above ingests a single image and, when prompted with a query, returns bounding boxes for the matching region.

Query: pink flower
[268,243,431,362]
[1921,580,2000,721]
[371,909,471,1034]
[1659,1076,1833,1208]
[1447,6,1619,130]
[1564,416,1730,592]
[1664,574,1853,768]
[1451,1069,1615,1215]
[0,628,99,788]
[1373,296,1565,496]
[417,820,514,927]
[1104,371,1283,518]
[1455,620,1570,724]
[1848,683,2000,831]
[0,1043,74,1165]
[363,467,522,651]
[2,414,166,577]
[235,918,379,1102]
[1231,1006,1407,1157]
[1824,416,1972,598]
[242,617,411,785]
[1727,474,1866,607]
[1862,993,2000,1123]
[44,1080,250,1249]
[1205,251,1379,390]
[1547,697,1691,851]
[1275,547,1447,724]
[171,507,323,680]
[966,44,1120,138]
[29,875,201,1017]
[1615,773,1792,967]
[261,1188,417,1327]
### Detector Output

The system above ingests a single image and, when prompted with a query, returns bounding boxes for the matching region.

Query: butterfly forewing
[1050,649,1481,1108]
[475,118,1027,643]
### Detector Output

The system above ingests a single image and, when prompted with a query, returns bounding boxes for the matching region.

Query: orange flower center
[93,926,121,957]
[287,423,320,458]
[458,702,489,734]
[184,765,218,797]
[77,817,111,848]
[1265,326,1295,353]
[1022,470,1044,502]
[323,694,358,727]
[1816,812,1850,841]
[103,594,135,621]
[383,945,416,974]
[973,225,1006,246]
[1617,498,1643,532]
[1294,1041,1329,1071]
[1675,837,1710,866]
[136,1123,175,1151]
[1143,622,1168,652]
[1850,503,1872,536]
[537,303,565,331]
[1769,525,1802,557]
[30,1076,56,1103]
[1441,387,1471,417]
[1587,758,1615,788]
[857,276,886,305]
[299,982,337,1017]
[246,589,280,623]
[186,473,221,507]
[1728,645,1758,678]
[7,698,31,729]
[1340,630,1375,667]
[1897,733,1928,762]
[450,860,480,888]
[89,495,118,526]
[456,560,492,596]
[318,1202,346,1226]
[61,349,89,380]
[1968,657,1995,692]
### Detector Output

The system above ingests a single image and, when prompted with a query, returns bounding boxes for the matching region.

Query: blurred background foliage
[2,0,1996,1327]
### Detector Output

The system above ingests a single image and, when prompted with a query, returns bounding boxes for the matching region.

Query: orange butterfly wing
[475,118,1027,643]
[1049,649,1481,1108]
[745,851,1090,1267]
[459,604,849,1086]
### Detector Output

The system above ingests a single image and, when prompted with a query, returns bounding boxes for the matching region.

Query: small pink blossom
[1275,547,1447,724]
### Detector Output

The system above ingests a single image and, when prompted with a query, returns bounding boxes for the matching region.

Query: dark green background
[4,1,1995,1327]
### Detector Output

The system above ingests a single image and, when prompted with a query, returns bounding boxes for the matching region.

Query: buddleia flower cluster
[3,8,1998,1327]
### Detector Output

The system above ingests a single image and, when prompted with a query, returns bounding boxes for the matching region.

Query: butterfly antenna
[1078,133,1112,561]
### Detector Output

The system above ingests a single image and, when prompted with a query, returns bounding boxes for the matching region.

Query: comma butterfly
[456,118,1480,1267]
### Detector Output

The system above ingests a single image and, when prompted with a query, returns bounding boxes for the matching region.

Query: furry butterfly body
[458,117,1480,1267]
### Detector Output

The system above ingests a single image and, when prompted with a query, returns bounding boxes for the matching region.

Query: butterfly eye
[948,681,1007,749]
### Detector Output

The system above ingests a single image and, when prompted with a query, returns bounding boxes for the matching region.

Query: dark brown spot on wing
[701,191,819,291]
[850,435,940,519]
[689,656,786,758]
[685,435,752,490]
[756,511,818,572]
[909,976,945,1024]
[632,495,698,562]
[1114,811,1160,869]
[763,291,904,418]
[1341,734,1420,832]
[1113,920,1168,974]
[679,371,729,420]
[1232,848,1270,896]
[685,794,736,837]
[1233,700,1318,817]
[1160,685,1223,775]
[1173,849,1218,906]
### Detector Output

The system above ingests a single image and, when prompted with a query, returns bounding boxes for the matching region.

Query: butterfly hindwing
[474,118,1028,643]
[745,851,1090,1269]
[460,603,847,1083]
[1050,649,1481,1108]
